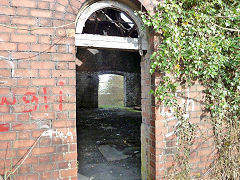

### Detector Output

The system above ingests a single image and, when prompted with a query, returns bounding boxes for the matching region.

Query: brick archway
[0,0,157,179]
[75,1,154,179]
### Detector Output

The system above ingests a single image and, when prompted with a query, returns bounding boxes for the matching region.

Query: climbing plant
[139,0,240,178]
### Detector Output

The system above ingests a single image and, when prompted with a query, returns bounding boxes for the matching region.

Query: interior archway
[98,74,124,108]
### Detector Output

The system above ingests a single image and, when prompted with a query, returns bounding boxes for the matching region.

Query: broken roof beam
[75,34,148,51]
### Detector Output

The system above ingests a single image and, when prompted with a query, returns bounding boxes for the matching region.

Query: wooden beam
[75,34,148,51]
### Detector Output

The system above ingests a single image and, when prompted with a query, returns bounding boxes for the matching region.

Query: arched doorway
[75,1,152,179]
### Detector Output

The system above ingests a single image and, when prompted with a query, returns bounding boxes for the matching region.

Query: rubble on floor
[77,108,141,180]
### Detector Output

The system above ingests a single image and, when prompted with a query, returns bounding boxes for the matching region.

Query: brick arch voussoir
[78,0,154,14]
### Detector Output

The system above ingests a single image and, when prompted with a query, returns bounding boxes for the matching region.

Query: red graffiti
[22,92,39,113]
[0,124,9,132]
[0,93,16,105]
[0,82,65,113]
[59,91,62,111]
[58,82,64,111]
[0,124,22,132]
[13,124,23,128]
[43,88,48,110]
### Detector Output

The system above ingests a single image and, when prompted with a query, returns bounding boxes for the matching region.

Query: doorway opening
[76,49,142,180]
[75,2,149,179]
[98,74,124,108]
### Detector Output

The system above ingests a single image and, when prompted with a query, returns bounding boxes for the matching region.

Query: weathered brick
[34,162,56,172]
[52,53,75,61]
[15,174,38,180]
[56,62,68,69]
[39,35,51,44]
[32,78,55,86]
[0,114,16,122]
[16,8,29,16]
[13,140,35,148]
[18,131,31,139]
[17,79,31,86]
[39,18,52,26]
[17,43,31,51]
[0,42,17,51]
[0,0,8,5]
[52,70,75,77]
[53,120,75,128]
[0,149,16,158]
[0,33,10,42]
[18,164,31,174]
[39,69,51,77]
[12,123,37,131]
[0,88,10,95]
[31,61,55,69]
[0,15,10,24]
[38,1,49,9]
[0,105,10,113]
[14,69,38,77]
[0,7,14,16]
[31,44,56,52]
[0,132,16,140]
[31,112,55,120]
[12,17,36,25]
[32,146,55,155]
[55,3,65,12]
[60,168,77,178]
[30,9,52,18]
[11,34,37,43]
[12,0,36,8]
[0,69,11,77]
[17,113,30,121]
[0,78,17,86]
[32,28,55,35]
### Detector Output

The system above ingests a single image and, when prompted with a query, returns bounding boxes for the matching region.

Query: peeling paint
[42,129,74,141]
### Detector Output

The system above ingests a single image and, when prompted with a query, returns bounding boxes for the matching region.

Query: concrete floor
[77,108,142,180]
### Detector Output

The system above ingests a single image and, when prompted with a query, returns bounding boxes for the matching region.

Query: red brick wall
[152,80,214,178]
[0,0,215,179]
[141,10,215,180]
[0,0,78,179]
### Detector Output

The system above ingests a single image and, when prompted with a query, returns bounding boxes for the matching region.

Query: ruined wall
[0,0,78,179]
[76,72,98,108]
[76,48,141,108]
[0,0,216,179]
[124,73,141,107]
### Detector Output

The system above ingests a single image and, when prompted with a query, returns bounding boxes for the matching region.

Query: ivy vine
[139,0,240,178]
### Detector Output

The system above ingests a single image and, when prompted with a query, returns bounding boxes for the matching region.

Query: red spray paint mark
[59,81,64,86]
[59,91,63,111]
[0,83,66,113]
[0,124,9,132]
[0,123,22,132]
[12,124,22,128]
[59,81,64,111]
[22,92,39,113]
[43,88,48,110]
[0,93,16,105]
